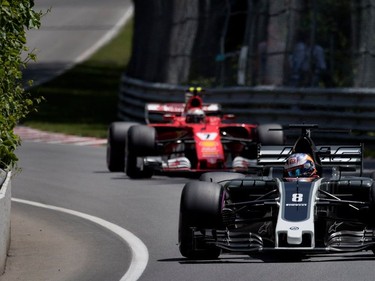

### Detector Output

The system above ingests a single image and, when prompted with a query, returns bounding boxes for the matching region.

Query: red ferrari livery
[107,87,283,178]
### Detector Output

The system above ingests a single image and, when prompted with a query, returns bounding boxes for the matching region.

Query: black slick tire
[179,181,223,259]
[126,125,156,179]
[107,122,138,172]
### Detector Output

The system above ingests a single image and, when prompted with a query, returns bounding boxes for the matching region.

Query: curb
[14,126,107,146]
[0,171,11,274]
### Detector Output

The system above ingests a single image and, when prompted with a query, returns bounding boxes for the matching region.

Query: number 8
[292,193,303,202]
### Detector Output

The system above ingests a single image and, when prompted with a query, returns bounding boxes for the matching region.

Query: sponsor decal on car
[289,226,300,231]
[200,141,217,147]
[196,132,218,140]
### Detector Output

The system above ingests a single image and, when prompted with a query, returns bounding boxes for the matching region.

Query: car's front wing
[190,228,375,254]
[190,177,375,254]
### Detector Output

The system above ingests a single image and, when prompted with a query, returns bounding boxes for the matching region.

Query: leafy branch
[0,0,43,170]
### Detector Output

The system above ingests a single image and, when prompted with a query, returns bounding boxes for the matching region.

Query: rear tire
[107,122,138,172]
[179,181,223,259]
[126,125,156,179]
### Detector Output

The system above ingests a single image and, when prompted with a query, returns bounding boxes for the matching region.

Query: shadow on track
[159,252,375,264]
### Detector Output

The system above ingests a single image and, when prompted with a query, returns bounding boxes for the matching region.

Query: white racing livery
[178,124,375,259]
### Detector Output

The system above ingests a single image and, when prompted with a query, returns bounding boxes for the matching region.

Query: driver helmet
[185,108,205,123]
[284,153,317,178]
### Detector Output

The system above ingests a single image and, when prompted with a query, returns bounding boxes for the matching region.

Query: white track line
[30,4,134,87]
[75,5,134,65]
[12,198,149,281]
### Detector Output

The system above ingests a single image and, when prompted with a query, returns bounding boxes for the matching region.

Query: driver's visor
[286,165,305,177]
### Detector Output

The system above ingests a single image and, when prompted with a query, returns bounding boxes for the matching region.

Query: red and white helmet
[284,153,317,178]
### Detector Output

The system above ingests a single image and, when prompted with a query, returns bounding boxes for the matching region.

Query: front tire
[179,181,223,259]
[107,122,138,172]
[126,125,156,179]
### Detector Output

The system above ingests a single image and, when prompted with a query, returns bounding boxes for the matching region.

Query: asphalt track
[3,198,131,281]
[23,0,133,86]
[8,141,375,281]
[11,197,148,281]
[2,0,138,280]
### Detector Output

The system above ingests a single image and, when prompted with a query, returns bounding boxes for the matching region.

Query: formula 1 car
[106,87,284,178]
[178,124,375,259]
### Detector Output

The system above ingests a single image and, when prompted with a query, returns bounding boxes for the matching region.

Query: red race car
[107,87,284,178]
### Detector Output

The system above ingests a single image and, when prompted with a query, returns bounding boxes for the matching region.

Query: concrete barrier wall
[118,75,375,144]
[0,171,11,274]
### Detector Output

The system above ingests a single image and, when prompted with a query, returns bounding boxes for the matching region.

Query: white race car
[178,124,375,259]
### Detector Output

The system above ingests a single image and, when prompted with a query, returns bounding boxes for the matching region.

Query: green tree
[0,0,42,170]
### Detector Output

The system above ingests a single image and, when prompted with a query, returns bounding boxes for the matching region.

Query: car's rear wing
[145,103,221,123]
[258,144,364,171]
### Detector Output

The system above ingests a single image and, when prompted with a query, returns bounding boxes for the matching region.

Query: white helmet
[284,153,317,177]
[185,108,205,123]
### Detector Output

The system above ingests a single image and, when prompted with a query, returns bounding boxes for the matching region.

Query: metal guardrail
[118,74,375,143]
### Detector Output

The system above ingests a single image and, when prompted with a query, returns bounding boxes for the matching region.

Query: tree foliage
[128,0,375,88]
[126,0,226,85]
[0,0,42,170]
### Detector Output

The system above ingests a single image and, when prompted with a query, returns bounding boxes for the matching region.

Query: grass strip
[23,20,133,139]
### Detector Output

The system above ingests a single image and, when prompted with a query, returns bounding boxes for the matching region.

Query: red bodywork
[145,92,257,172]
